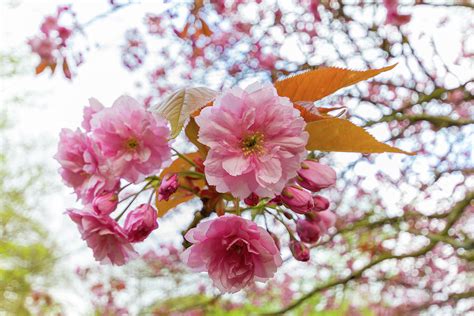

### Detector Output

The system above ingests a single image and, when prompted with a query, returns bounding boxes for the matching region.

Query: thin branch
[365,114,474,128]
[80,2,137,29]
[264,192,473,315]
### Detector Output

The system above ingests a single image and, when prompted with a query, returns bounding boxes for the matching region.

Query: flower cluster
[121,29,148,71]
[27,6,77,78]
[58,82,338,293]
[55,96,171,264]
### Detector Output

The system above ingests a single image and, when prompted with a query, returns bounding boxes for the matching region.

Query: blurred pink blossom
[313,210,337,234]
[384,0,411,26]
[27,36,57,63]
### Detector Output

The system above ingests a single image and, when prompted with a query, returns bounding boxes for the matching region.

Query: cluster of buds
[277,160,337,261]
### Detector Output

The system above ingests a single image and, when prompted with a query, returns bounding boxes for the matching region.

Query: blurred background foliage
[0,53,60,315]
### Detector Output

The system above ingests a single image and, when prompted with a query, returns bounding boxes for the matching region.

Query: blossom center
[126,138,139,150]
[241,132,264,156]
[229,239,246,255]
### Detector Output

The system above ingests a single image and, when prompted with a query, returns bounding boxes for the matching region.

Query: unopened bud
[289,239,310,262]
[297,160,336,192]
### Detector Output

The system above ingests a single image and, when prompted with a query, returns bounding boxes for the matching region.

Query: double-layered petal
[182,215,282,293]
[196,83,308,199]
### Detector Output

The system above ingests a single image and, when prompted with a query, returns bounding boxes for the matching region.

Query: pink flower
[121,29,148,70]
[54,128,118,203]
[280,186,314,214]
[123,204,158,242]
[195,83,308,199]
[57,26,72,44]
[297,160,336,192]
[67,208,137,265]
[182,215,282,293]
[90,95,172,183]
[296,219,321,244]
[82,98,105,132]
[312,195,330,212]
[289,239,310,262]
[92,191,118,216]
[448,90,465,105]
[158,174,179,201]
[309,0,321,22]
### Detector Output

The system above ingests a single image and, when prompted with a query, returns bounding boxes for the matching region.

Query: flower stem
[178,171,204,179]
[118,182,132,193]
[234,198,241,216]
[264,209,295,239]
[115,180,154,221]
[172,148,197,167]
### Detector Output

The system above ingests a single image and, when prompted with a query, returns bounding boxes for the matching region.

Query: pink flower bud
[158,174,178,201]
[92,192,118,215]
[244,192,260,206]
[312,210,337,235]
[123,204,158,242]
[312,195,330,212]
[280,186,314,214]
[289,239,310,262]
[297,160,336,192]
[268,195,283,206]
[318,211,336,231]
[296,219,321,243]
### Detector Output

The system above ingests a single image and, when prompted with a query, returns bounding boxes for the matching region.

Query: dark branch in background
[80,1,137,29]
[366,113,474,129]
[407,290,474,313]
[181,201,213,248]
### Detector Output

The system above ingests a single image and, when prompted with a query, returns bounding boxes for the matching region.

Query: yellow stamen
[241,132,265,156]
[126,139,139,150]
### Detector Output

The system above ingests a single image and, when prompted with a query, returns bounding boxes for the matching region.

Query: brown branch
[365,114,474,128]
[80,1,137,29]
[181,202,212,248]
[406,290,474,313]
